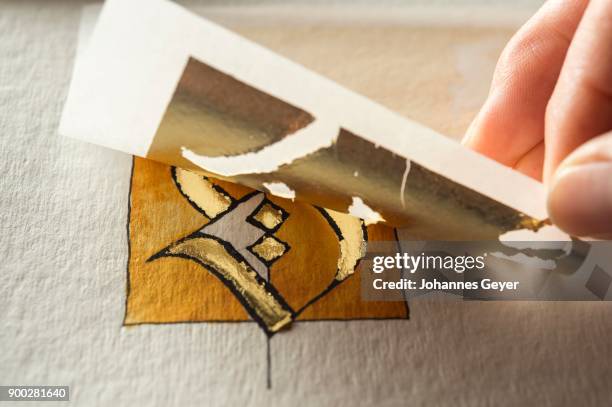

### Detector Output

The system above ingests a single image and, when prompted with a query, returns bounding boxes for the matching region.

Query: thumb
[547,131,612,238]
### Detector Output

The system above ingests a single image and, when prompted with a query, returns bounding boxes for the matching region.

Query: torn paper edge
[60,0,549,221]
[182,119,339,176]
[348,197,385,225]
[262,182,296,201]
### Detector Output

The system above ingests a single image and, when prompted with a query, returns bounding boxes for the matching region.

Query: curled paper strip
[151,57,546,239]
[60,0,561,240]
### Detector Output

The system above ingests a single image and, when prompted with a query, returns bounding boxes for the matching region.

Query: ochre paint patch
[126,158,249,323]
[297,224,406,320]
[268,197,341,313]
[125,157,407,326]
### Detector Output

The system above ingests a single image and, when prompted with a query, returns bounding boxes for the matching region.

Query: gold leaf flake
[167,236,292,333]
[253,203,284,230]
[251,236,287,262]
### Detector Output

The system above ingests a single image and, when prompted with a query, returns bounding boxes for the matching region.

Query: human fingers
[464,0,588,180]
[544,0,612,183]
[547,131,612,238]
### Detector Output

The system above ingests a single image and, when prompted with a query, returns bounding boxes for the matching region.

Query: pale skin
[463,0,612,238]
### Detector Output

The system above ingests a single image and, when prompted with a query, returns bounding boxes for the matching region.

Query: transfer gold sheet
[60,0,567,241]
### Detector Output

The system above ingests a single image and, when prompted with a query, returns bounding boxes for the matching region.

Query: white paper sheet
[3,2,612,406]
[60,0,552,225]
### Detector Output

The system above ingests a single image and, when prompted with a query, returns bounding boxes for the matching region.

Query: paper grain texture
[2,1,612,406]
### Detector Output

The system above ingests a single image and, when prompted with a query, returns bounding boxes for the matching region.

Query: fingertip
[548,164,612,237]
[461,114,479,147]
[547,132,612,237]
[461,93,525,166]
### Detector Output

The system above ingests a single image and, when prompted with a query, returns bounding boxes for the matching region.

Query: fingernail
[462,112,481,146]
[548,161,612,237]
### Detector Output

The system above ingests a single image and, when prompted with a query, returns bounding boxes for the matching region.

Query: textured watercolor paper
[4,2,612,406]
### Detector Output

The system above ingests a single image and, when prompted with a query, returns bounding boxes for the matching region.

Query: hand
[463,0,612,238]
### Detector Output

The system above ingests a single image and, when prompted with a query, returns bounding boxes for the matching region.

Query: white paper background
[2,1,612,406]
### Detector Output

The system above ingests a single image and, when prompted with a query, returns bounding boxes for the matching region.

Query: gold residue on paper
[323,209,366,281]
[253,203,284,230]
[251,236,287,262]
[167,236,292,332]
[517,216,551,232]
[174,168,231,218]
[126,158,408,328]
